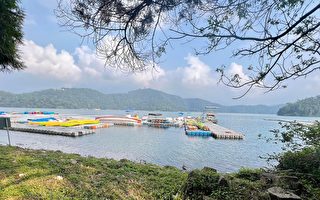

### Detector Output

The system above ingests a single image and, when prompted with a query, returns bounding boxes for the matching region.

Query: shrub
[182,168,220,200]
[277,147,320,180]
[235,168,264,181]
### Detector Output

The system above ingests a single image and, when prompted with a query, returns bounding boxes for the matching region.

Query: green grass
[1,145,319,200]
[0,146,187,199]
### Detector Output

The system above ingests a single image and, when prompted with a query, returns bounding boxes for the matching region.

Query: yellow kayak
[60,119,100,127]
[29,121,59,126]
[29,119,100,127]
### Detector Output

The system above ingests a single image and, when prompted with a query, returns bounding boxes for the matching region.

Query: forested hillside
[0,88,280,113]
[278,96,320,117]
[0,88,215,111]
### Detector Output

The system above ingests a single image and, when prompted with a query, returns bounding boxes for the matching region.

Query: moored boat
[95,115,141,125]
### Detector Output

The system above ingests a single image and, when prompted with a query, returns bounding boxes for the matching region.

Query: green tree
[0,0,25,71]
[56,0,320,95]
[267,122,320,183]
[270,121,320,152]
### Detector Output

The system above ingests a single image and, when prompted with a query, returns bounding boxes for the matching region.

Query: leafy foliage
[56,0,320,96]
[0,0,24,71]
[266,121,320,154]
[182,168,220,199]
[264,120,320,188]
[277,147,320,180]
[235,168,264,182]
[278,95,320,116]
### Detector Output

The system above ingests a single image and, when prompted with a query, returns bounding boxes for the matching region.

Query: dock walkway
[9,123,95,137]
[204,123,244,139]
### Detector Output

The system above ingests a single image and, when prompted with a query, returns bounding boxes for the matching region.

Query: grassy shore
[0,145,186,199]
[0,145,319,199]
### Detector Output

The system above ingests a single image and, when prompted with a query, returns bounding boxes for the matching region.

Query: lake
[0,108,318,172]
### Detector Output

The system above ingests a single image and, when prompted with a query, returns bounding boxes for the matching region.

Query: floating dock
[204,123,244,139]
[9,123,95,137]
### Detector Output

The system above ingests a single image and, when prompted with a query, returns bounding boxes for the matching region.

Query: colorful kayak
[59,119,100,127]
[96,116,141,124]
[29,117,57,122]
[29,119,99,127]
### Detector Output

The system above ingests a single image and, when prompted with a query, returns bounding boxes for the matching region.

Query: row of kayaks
[29,119,100,127]
[21,113,201,129]
[28,115,142,127]
[27,115,184,128]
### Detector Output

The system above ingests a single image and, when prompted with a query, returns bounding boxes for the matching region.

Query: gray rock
[276,176,303,195]
[261,173,277,185]
[268,187,301,200]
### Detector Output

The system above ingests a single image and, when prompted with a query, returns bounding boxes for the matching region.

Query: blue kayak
[28,117,57,122]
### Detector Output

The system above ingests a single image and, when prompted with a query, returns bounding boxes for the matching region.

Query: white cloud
[75,46,124,80]
[181,55,215,86]
[75,46,105,71]
[18,40,274,104]
[20,40,246,94]
[21,40,82,82]
[132,64,166,86]
[83,67,101,78]
[74,45,167,86]
[228,62,249,81]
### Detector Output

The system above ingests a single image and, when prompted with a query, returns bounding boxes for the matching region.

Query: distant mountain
[0,88,280,113]
[278,95,320,117]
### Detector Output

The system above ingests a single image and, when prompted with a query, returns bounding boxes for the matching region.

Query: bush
[235,168,264,181]
[182,168,220,199]
[277,147,320,180]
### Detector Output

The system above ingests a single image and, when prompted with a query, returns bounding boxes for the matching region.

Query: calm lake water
[1,108,319,172]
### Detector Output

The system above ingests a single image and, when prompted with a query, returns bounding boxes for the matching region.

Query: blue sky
[0,0,319,105]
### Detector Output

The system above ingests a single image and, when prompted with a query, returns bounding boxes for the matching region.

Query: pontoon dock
[204,122,244,139]
[9,123,95,137]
